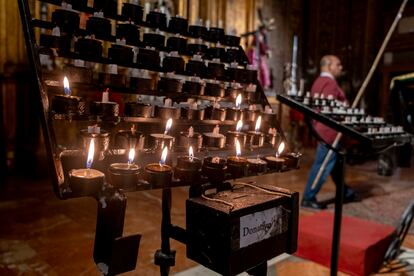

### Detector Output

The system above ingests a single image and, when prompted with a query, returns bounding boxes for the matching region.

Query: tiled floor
[0,148,413,275]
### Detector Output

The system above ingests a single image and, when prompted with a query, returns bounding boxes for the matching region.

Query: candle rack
[18,1,299,275]
[277,93,412,276]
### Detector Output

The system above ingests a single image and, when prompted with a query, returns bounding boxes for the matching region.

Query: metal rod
[311,0,408,190]
[330,153,345,276]
[160,187,172,276]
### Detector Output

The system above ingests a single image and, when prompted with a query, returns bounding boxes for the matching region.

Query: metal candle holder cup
[264,156,286,171]
[149,134,174,151]
[227,156,248,179]
[68,168,104,197]
[247,158,268,175]
[202,156,227,183]
[226,131,247,147]
[177,131,203,151]
[225,108,243,121]
[108,163,140,191]
[175,156,202,184]
[202,133,226,149]
[144,164,173,189]
[284,152,301,169]
[80,130,110,160]
[266,133,281,148]
[115,130,145,150]
[154,106,181,120]
[246,131,265,148]
[206,107,226,121]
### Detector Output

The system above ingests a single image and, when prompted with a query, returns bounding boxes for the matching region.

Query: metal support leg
[330,153,345,276]
[94,190,141,276]
[155,187,176,276]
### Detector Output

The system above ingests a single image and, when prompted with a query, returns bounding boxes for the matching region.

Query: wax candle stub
[102,89,109,103]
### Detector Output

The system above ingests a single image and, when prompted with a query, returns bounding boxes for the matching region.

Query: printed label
[239,206,289,248]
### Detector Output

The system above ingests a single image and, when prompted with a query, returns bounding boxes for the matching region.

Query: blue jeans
[304,143,355,201]
[303,144,336,200]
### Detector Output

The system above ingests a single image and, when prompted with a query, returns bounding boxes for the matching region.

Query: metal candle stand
[277,94,413,276]
[18,1,299,275]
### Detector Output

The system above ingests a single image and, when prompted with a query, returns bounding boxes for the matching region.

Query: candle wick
[86,168,91,177]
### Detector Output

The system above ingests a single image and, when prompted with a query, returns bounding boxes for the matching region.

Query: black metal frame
[277,93,412,276]
[303,115,346,276]
[18,1,299,275]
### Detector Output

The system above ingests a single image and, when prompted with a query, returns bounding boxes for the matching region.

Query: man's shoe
[301,198,327,210]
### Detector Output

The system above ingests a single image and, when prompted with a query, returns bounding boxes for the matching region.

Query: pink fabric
[296,211,395,276]
[311,76,347,144]
[247,49,271,88]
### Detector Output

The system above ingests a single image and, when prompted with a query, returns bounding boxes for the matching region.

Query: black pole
[161,187,172,255]
[93,192,127,266]
[154,187,176,276]
[330,153,345,276]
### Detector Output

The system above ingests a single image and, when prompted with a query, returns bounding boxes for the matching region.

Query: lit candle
[64,76,71,96]
[109,147,140,191]
[236,93,242,109]
[145,146,173,188]
[226,94,243,121]
[51,76,85,115]
[164,118,173,135]
[150,118,174,151]
[247,115,265,148]
[264,141,286,171]
[69,139,105,197]
[227,139,248,178]
[255,116,262,132]
[226,119,247,147]
[175,146,202,184]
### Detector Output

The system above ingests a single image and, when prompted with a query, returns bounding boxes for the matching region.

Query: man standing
[301,55,356,209]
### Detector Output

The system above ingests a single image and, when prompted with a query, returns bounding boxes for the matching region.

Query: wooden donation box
[186,184,299,275]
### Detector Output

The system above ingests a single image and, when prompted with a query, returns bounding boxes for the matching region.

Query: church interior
[1,0,414,275]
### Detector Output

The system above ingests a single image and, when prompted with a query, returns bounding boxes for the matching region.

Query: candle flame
[86,139,95,169]
[63,76,71,96]
[255,116,262,132]
[159,146,168,166]
[128,148,135,165]
[276,142,285,157]
[164,118,173,135]
[236,120,243,132]
[189,146,194,161]
[235,94,242,109]
[236,139,241,158]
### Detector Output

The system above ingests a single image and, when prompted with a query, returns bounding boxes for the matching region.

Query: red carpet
[296,211,395,276]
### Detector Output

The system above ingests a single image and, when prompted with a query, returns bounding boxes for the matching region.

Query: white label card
[239,206,288,249]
